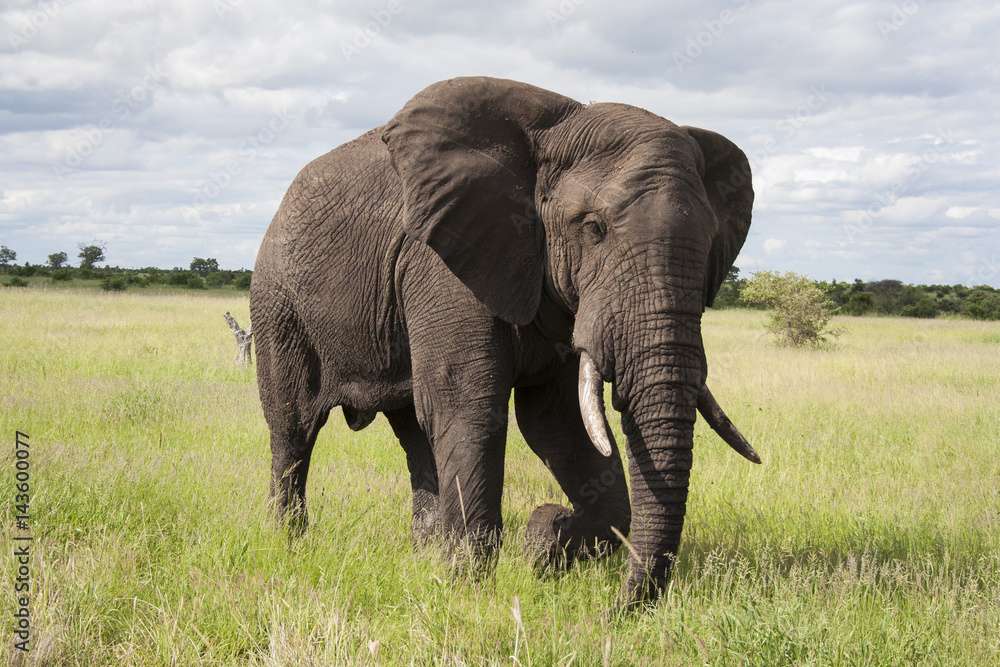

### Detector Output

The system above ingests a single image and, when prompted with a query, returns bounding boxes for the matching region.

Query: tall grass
[2,288,998,665]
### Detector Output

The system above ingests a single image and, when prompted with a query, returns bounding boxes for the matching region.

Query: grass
[1,287,998,665]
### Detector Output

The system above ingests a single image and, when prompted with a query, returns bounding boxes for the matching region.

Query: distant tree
[0,246,16,273]
[741,271,839,347]
[234,273,252,290]
[726,266,740,282]
[963,289,1000,320]
[169,271,195,286]
[48,251,68,269]
[190,257,219,277]
[205,271,234,288]
[100,275,128,292]
[897,285,939,318]
[840,292,875,316]
[77,241,107,270]
[864,279,903,314]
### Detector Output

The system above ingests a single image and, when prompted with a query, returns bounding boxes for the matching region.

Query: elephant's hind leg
[514,359,631,569]
[254,301,329,533]
[385,404,440,542]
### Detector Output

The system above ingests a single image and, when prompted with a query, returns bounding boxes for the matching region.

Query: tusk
[579,351,615,457]
[697,385,762,464]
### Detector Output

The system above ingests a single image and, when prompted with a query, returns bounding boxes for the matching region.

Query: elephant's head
[383,77,759,611]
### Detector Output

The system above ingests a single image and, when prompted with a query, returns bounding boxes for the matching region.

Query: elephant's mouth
[578,351,760,464]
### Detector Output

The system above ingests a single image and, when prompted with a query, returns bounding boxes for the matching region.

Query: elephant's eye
[581,215,606,245]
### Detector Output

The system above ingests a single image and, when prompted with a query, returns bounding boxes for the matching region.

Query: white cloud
[946,206,979,219]
[763,239,788,257]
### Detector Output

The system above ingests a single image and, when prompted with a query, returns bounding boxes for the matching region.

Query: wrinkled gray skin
[251,77,758,612]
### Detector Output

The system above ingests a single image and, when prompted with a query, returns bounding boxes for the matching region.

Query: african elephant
[250,76,760,612]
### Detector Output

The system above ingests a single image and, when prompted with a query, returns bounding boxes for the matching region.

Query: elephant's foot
[610,561,671,616]
[410,489,440,545]
[272,501,308,539]
[525,503,574,570]
[443,525,503,580]
[524,503,622,572]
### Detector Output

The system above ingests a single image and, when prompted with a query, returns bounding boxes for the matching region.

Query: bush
[840,292,875,316]
[864,279,904,314]
[101,275,129,292]
[168,271,195,286]
[205,271,231,288]
[186,275,206,290]
[898,286,939,318]
[51,268,73,282]
[741,271,839,347]
[234,273,252,290]
[963,290,1000,320]
[5,277,29,288]
[77,268,95,280]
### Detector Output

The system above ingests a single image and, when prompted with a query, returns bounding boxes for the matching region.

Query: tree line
[3,242,999,320]
[712,268,1000,321]
[0,243,251,292]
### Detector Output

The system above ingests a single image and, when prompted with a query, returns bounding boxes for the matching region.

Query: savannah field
[2,286,998,666]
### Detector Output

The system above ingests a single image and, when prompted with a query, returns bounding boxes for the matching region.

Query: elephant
[250,76,760,612]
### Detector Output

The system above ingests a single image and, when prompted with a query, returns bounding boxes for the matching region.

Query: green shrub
[51,268,73,282]
[186,275,206,290]
[234,273,252,290]
[100,275,129,292]
[205,271,231,288]
[77,267,95,280]
[840,292,875,316]
[168,271,194,286]
[741,271,839,347]
[5,277,29,288]
[963,290,1000,320]
[898,286,939,318]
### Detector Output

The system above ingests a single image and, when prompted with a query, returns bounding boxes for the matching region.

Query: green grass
[2,288,998,665]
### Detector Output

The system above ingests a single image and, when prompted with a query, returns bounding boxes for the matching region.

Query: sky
[1,0,998,286]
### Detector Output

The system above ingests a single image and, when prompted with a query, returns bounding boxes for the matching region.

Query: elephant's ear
[383,77,580,325]
[682,126,754,308]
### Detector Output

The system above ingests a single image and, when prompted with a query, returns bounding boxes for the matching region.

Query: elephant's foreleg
[385,404,440,542]
[514,360,631,568]
[423,397,509,570]
[401,257,515,572]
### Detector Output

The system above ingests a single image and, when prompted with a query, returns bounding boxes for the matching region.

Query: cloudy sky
[2,0,998,286]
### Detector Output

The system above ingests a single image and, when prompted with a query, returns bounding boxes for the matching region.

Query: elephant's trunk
[611,308,706,610]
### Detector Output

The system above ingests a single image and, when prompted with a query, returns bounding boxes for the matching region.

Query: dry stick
[224,312,253,365]
[455,476,468,530]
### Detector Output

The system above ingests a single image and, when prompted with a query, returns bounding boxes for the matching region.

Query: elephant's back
[251,127,412,409]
